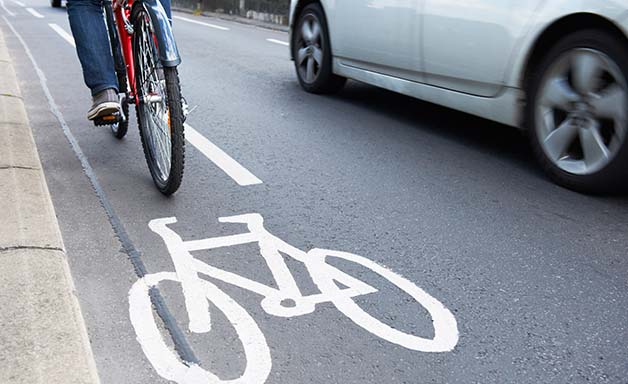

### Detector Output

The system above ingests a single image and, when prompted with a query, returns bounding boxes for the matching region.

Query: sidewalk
[0,26,100,384]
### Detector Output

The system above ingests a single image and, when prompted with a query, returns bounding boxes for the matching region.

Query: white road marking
[25,7,43,18]
[49,23,76,47]
[46,22,260,187]
[130,214,459,383]
[11,0,25,6]
[0,0,16,16]
[185,124,263,186]
[266,38,288,46]
[173,15,229,31]
[130,272,272,384]
[9,5,459,382]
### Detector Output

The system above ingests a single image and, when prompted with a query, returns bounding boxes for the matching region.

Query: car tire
[292,3,346,94]
[526,29,628,193]
[51,0,61,7]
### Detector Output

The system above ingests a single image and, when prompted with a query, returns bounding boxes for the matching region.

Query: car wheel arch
[290,0,330,60]
[521,13,628,107]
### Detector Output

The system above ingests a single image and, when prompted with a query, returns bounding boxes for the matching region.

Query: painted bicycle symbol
[129,214,459,383]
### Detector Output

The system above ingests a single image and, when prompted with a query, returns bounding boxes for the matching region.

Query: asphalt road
[2,2,628,383]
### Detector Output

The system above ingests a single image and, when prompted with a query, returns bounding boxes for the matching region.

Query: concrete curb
[0,25,101,384]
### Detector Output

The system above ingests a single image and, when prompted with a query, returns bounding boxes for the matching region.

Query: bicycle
[129,213,459,383]
[100,0,185,195]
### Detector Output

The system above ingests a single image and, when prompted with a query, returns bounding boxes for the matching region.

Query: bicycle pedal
[93,113,121,126]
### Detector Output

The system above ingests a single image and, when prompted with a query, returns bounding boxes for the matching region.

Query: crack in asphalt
[0,92,23,99]
[0,165,39,170]
[0,245,64,253]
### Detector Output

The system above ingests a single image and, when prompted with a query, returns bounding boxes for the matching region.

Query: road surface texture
[1,3,627,384]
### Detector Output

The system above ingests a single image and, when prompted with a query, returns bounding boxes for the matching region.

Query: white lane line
[173,15,229,31]
[25,7,43,18]
[49,23,76,47]
[266,38,288,46]
[185,124,263,186]
[0,0,16,16]
[11,0,25,6]
[46,21,259,186]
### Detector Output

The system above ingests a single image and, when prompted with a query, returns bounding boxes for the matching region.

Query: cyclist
[66,0,172,121]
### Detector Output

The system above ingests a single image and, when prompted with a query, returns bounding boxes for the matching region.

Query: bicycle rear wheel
[133,10,185,195]
[104,0,129,139]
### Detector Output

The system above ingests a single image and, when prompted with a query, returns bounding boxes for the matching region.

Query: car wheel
[51,0,61,7]
[527,29,628,193]
[292,3,346,94]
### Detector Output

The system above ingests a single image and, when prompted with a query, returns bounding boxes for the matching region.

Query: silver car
[289,1,628,193]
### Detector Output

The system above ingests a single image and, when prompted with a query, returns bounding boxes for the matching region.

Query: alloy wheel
[535,48,628,175]
[296,13,324,84]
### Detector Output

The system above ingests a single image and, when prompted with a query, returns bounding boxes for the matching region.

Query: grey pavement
[1,3,628,384]
[0,25,99,384]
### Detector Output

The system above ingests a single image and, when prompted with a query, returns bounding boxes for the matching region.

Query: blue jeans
[67,0,172,96]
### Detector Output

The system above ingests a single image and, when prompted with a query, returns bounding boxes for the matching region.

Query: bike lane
[2,9,466,382]
[0,6,169,384]
[3,4,628,384]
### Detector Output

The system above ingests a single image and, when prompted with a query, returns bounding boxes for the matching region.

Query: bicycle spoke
[136,15,173,182]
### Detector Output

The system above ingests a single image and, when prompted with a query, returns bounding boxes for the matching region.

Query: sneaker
[87,89,120,120]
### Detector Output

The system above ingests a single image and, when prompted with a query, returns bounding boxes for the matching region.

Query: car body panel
[333,58,523,127]
[289,0,628,128]
[332,0,422,76]
[422,0,543,97]
[504,0,628,88]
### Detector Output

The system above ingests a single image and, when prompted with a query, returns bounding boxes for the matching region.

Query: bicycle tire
[104,0,129,139]
[111,96,129,139]
[133,11,185,195]
[129,272,272,384]
[307,249,459,353]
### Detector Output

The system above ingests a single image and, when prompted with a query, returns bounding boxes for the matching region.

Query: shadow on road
[327,81,628,201]
[336,81,534,168]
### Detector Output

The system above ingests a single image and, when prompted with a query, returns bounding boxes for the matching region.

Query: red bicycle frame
[113,0,137,104]
[110,0,181,106]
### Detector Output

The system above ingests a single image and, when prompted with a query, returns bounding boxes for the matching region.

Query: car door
[422,0,542,97]
[331,0,423,81]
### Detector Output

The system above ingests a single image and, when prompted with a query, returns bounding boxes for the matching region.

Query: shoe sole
[87,102,120,120]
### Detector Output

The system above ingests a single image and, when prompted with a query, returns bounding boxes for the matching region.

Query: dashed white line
[185,124,263,186]
[25,7,43,18]
[49,18,259,186]
[49,23,76,47]
[0,0,16,16]
[10,0,25,6]
[173,15,229,31]
[266,38,288,46]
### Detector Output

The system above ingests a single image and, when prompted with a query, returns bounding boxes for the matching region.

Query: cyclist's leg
[67,0,120,118]
[158,0,172,22]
